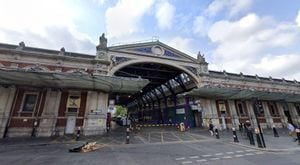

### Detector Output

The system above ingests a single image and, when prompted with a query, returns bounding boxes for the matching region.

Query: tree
[114,105,127,117]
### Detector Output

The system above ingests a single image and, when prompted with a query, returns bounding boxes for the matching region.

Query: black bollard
[272,125,279,137]
[232,127,239,142]
[126,127,130,144]
[296,129,300,145]
[76,127,81,141]
[248,129,255,145]
[215,128,220,139]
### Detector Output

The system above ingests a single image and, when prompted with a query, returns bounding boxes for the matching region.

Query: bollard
[215,128,220,139]
[272,125,279,137]
[232,127,239,142]
[296,129,300,145]
[76,127,81,141]
[255,128,263,148]
[126,127,130,144]
[248,129,255,145]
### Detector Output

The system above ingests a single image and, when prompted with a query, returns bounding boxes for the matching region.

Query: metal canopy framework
[186,86,300,102]
[0,68,149,94]
[114,63,196,106]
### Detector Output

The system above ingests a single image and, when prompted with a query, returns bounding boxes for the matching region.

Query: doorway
[65,116,76,134]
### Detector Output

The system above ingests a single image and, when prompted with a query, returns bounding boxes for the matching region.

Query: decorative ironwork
[164,50,180,58]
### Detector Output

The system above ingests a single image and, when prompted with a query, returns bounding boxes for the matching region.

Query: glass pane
[22,94,37,112]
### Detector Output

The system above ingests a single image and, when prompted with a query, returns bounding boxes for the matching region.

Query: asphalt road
[0,139,299,165]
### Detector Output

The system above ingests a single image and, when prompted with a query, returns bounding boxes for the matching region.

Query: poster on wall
[66,95,81,112]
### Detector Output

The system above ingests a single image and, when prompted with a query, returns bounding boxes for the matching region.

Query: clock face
[152,46,164,55]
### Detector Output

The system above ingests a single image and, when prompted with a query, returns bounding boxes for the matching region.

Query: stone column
[288,103,300,126]
[0,87,16,138]
[276,102,286,128]
[205,99,219,127]
[37,90,61,137]
[228,100,238,128]
[263,102,273,128]
[83,91,108,136]
[245,100,256,127]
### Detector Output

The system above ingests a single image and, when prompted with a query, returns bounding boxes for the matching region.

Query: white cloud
[253,54,300,79]
[208,13,300,78]
[0,0,94,53]
[206,0,253,17]
[105,0,155,38]
[166,36,195,56]
[296,10,300,27]
[193,16,211,37]
[155,1,176,30]
[93,0,107,5]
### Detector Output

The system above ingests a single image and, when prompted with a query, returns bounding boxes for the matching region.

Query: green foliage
[114,105,127,117]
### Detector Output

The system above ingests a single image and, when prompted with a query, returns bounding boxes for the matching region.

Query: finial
[16,41,25,50]
[59,47,65,55]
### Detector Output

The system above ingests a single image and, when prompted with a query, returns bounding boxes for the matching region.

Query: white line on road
[234,155,244,157]
[245,153,255,156]
[226,152,234,154]
[236,151,244,153]
[181,161,193,164]
[196,159,207,162]
[175,157,186,160]
[210,157,220,160]
[255,152,264,155]
[202,154,212,157]
[246,149,254,152]
[189,156,199,159]
[222,156,232,159]
[215,153,223,156]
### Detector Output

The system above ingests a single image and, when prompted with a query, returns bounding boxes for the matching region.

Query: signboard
[218,102,226,112]
[176,108,185,114]
[66,95,81,109]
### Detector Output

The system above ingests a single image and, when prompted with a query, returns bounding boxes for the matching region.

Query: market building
[0,34,299,138]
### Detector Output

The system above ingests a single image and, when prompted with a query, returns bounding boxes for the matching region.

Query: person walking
[209,120,214,136]
[287,122,297,141]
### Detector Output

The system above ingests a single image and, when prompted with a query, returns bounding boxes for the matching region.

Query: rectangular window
[217,100,227,116]
[235,101,247,116]
[268,102,279,117]
[22,94,38,112]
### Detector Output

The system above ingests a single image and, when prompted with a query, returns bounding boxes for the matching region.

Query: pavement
[189,127,300,152]
[1,124,299,153]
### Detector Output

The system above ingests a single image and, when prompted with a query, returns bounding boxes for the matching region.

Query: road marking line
[189,156,199,159]
[215,153,223,156]
[246,149,254,152]
[210,157,220,160]
[181,161,193,164]
[175,157,186,160]
[202,154,212,157]
[222,156,232,159]
[236,151,244,153]
[226,152,234,154]
[196,159,207,162]
[255,152,264,155]
[235,155,244,157]
[245,153,255,156]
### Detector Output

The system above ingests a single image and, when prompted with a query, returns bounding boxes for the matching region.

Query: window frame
[20,92,39,113]
[268,102,280,117]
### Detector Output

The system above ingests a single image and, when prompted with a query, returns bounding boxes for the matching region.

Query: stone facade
[0,39,299,138]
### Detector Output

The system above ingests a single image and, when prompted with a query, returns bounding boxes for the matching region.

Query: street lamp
[252,97,266,148]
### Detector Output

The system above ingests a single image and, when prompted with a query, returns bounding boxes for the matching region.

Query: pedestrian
[288,122,295,136]
[208,120,214,136]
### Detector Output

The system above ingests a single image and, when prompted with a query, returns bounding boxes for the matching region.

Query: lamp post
[252,98,266,148]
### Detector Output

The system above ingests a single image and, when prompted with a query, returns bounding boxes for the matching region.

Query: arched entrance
[109,61,199,125]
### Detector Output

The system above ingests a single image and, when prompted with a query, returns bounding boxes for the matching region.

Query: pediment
[108,41,197,63]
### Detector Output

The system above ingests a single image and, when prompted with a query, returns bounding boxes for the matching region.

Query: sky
[0,0,300,80]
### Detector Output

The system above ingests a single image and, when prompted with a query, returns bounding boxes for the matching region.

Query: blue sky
[0,0,300,80]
